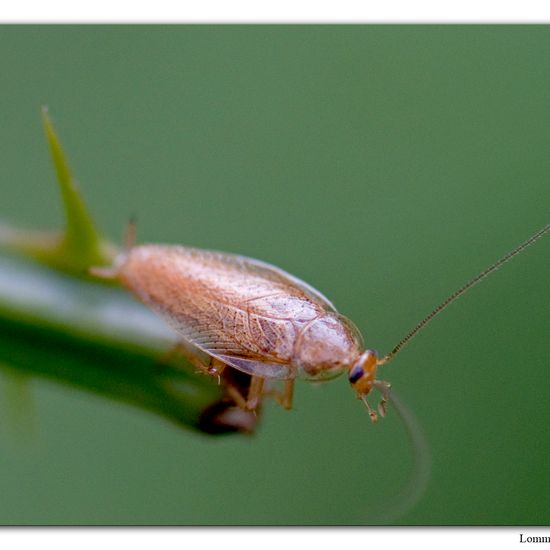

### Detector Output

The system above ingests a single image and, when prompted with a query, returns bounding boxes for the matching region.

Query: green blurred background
[0,25,549,525]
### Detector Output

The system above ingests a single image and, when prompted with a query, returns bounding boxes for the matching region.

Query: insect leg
[246,376,265,411]
[224,384,248,410]
[124,216,137,249]
[271,379,294,410]
[163,343,227,383]
[373,380,392,418]
[165,344,251,409]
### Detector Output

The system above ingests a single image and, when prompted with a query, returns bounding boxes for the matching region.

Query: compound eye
[348,364,364,384]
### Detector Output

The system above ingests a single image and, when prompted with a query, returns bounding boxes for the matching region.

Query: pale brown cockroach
[92,224,549,421]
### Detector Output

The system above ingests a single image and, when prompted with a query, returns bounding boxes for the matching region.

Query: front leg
[162,343,225,381]
[270,379,294,410]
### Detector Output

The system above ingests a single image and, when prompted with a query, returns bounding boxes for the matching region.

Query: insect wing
[165,308,296,379]
[173,250,336,379]
[121,246,339,380]
[211,355,293,379]
[201,249,338,312]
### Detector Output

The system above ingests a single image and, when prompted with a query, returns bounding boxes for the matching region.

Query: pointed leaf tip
[1,110,117,276]
[42,109,118,272]
[37,109,117,273]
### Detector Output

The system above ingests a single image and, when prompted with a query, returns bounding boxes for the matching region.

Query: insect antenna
[363,389,431,522]
[378,223,549,366]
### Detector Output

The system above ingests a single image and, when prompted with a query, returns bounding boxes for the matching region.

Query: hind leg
[270,379,294,410]
[245,376,265,411]
[165,343,262,410]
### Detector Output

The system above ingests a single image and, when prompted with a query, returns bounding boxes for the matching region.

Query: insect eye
[348,364,364,384]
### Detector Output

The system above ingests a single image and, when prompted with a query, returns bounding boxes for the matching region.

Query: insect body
[109,244,388,418]
[94,224,549,421]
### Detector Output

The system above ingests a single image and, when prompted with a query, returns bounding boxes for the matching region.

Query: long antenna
[378,223,550,366]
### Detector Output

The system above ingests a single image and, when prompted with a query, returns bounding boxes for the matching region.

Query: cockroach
[92,224,549,422]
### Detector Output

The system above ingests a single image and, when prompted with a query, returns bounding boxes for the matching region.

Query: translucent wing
[163,306,298,379]
[226,252,338,312]
[120,245,338,380]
